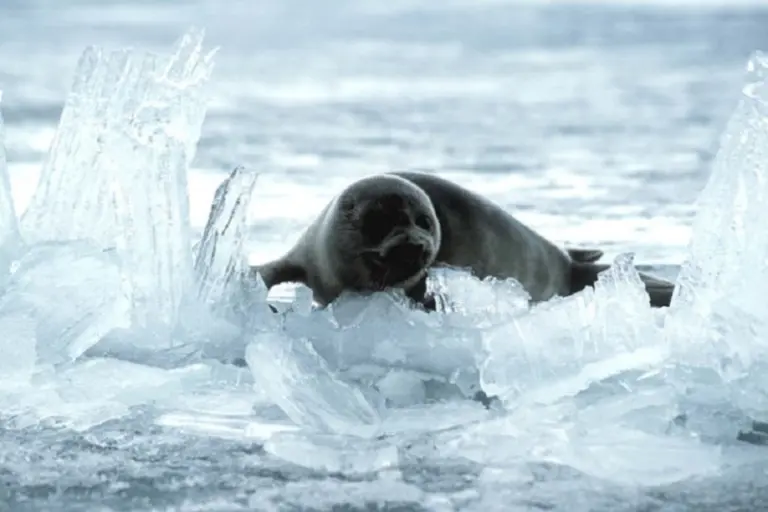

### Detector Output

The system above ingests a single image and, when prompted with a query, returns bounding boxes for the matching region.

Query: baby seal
[254,174,441,307]
[252,172,674,309]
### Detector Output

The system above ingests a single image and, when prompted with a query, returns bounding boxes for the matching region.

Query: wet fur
[252,172,675,309]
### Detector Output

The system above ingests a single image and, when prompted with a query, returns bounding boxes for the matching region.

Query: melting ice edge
[2,28,768,503]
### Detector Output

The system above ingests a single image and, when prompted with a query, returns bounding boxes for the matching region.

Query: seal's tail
[569,262,674,308]
[637,272,675,308]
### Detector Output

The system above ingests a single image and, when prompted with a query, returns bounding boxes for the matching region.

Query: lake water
[2,0,768,510]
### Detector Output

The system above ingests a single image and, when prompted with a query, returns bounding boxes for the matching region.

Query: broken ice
[281,290,485,399]
[0,358,212,432]
[0,241,131,366]
[427,266,530,326]
[245,330,381,437]
[0,92,21,278]
[672,50,768,319]
[480,253,662,407]
[20,29,217,330]
[193,165,264,323]
[0,312,37,388]
[661,50,768,420]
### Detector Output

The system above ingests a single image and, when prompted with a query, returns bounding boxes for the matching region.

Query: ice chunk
[20,29,217,330]
[0,312,37,388]
[672,51,768,316]
[481,253,662,407]
[0,93,22,282]
[559,426,721,487]
[193,165,264,323]
[425,398,719,488]
[426,266,530,326]
[663,52,768,409]
[374,369,429,407]
[284,291,483,397]
[0,358,211,431]
[0,241,131,366]
[245,330,381,437]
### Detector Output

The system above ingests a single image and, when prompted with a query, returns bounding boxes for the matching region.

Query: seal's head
[330,175,441,291]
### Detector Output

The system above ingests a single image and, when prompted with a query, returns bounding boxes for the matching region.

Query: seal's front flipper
[250,260,306,314]
[250,260,307,289]
[567,248,604,263]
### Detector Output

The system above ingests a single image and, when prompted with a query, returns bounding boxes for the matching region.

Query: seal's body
[252,172,674,309]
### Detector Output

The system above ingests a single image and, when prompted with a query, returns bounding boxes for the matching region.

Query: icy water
[3,1,768,511]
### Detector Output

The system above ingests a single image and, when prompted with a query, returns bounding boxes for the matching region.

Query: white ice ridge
[20,29,217,329]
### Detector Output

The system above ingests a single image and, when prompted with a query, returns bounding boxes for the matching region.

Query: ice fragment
[481,253,661,407]
[663,51,768,414]
[20,29,217,330]
[427,266,530,326]
[0,241,131,366]
[193,165,262,322]
[0,312,37,388]
[245,330,380,437]
[672,50,768,316]
[0,92,22,278]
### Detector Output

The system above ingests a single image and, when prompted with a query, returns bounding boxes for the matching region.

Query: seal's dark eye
[361,208,392,245]
[415,214,431,231]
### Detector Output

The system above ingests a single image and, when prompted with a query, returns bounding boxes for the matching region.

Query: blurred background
[2,0,768,268]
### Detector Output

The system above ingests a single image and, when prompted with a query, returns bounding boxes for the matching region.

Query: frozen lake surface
[3,1,768,510]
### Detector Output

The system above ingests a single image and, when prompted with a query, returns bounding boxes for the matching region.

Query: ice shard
[193,165,261,321]
[0,92,22,276]
[0,241,131,366]
[245,330,381,437]
[481,254,662,407]
[0,312,37,388]
[20,29,217,330]
[671,51,768,316]
[663,52,768,414]
[283,291,482,394]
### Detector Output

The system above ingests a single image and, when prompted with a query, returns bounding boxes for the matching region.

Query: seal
[252,171,674,309]
[254,173,442,307]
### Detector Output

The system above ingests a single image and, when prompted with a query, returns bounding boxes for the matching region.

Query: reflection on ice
[4,29,768,505]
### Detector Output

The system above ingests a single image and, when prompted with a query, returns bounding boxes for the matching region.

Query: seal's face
[338,179,440,291]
